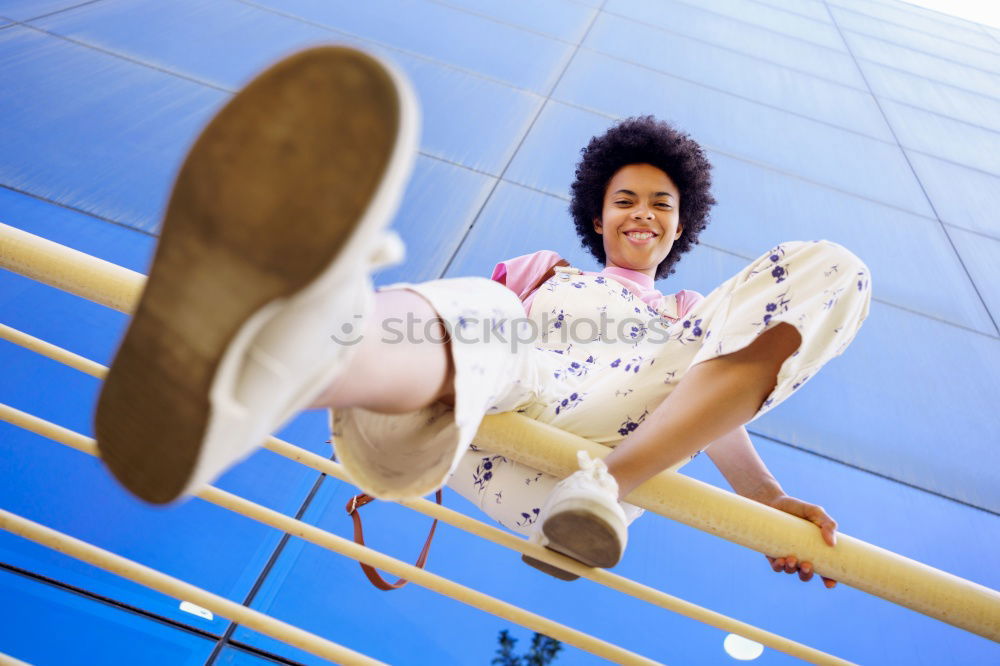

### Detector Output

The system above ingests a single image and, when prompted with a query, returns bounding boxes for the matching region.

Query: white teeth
[626,231,654,240]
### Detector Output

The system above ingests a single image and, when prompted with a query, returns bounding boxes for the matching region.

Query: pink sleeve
[491,250,564,301]
[675,289,705,318]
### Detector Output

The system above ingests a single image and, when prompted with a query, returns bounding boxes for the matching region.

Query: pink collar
[601,265,655,290]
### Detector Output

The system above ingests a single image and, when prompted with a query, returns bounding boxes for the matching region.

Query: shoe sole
[96,47,405,504]
[521,502,625,580]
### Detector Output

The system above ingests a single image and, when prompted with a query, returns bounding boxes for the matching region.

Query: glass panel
[664,0,844,50]
[906,150,1000,238]
[425,0,597,43]
[0,567,217,665]
[947,226,1000,328]
[0,0,90,21]
[0,26,225,233]
[246,0,573,94]
[862,60,1000,133]
[34,0,542,175]
[830,0,1000,51]
[552,50,933,217]
[754,299,1000,514]
[879,99,1000,176]
[446,179,599,279]
[830,5,1000,73]
[702,153,996,334]
[375,154,498,286]
[749,0,830,22]
[604,0,864,87]
[584,12,892,141]
[843,29,1000,99]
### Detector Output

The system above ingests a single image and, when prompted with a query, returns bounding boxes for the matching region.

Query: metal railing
[1,221,998,664]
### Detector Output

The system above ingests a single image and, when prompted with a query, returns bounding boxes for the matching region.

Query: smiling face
[593,163,683,280]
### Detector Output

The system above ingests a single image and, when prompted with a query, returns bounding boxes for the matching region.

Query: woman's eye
[656,203,672,209]
[614,200,631,205]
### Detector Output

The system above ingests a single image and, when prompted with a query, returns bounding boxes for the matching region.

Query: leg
[307,289,456,413]
[604,322,801,498]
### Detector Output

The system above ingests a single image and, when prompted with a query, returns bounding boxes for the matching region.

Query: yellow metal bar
[0,222,143,313]
[0,394,854,665]
[474,415,1000,644]
[0,507,383,665]
[0,651,33,666]
[0,323,105,378]
[3,223,998,645]
[0,405,662,666]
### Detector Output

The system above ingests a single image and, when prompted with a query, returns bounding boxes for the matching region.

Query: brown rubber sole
[95,47,401,504]
[522,508,624,580]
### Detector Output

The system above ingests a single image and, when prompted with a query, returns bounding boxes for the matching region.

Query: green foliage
[492,629,563,666]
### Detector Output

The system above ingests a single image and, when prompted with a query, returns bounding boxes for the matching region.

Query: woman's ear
[593,218,603,235]
[674,224,683,240]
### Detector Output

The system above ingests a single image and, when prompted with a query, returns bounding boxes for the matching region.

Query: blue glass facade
[1,0,998,663]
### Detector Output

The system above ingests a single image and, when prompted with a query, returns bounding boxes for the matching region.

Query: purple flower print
[611,358,621,367]
[517,507,541,528]
[617,410,649,437]
[672,316,705,343]
[823,287,845,311]
[623,355,647,374]
[595,276,606,284]
[771,265,786,283]
[754,293,791,328]
[473,455,507,490]
[554,392,583,415]
[857,270,869,292]
[572,281,585,288]
[554,360,589,380]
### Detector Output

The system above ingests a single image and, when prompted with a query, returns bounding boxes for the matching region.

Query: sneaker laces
[574,450,619,496]
[368,230,405,271]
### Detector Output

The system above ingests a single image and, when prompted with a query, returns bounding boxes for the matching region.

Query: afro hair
[569,115,716,280]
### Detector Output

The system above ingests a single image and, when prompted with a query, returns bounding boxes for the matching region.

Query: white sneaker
[522,451,629,579]
[95,46,419,504]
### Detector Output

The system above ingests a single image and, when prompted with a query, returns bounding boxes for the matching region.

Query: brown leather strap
[345,489,443,591]
[530,258,570,295]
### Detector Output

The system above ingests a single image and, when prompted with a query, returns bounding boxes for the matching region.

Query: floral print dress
[331,240,871,537]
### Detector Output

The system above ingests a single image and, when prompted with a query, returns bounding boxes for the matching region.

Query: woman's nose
[631,206,653,220]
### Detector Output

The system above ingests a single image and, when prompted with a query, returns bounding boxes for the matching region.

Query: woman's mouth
[623,230,657,245]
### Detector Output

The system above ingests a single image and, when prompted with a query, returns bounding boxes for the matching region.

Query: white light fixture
[723,633,764,661]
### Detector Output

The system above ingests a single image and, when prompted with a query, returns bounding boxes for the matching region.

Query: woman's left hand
[762,494,839,589]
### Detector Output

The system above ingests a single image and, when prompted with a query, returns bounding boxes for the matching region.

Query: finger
[798,561,814,582]
[784,556,797,574]
[822,576,838,589]
[805,508,838,547]
[769,557,784,573]
[821,520,839,547]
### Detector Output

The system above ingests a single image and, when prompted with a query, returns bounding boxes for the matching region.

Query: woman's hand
[762,494,838,589]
